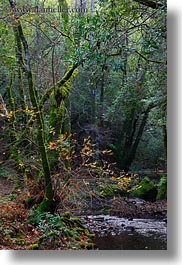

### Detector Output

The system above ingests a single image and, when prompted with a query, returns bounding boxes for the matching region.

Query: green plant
[28,211,94,250]
[96,184,115,197]
[131,177,157,201]
[156,175,167,200]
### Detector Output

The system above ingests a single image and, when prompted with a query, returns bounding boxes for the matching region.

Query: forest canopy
[0,0,167,250]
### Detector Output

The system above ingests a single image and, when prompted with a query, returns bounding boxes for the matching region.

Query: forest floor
[0,176,167,250]
[0,176,95,250]
[0,177,35,250]
[83,196,167,220]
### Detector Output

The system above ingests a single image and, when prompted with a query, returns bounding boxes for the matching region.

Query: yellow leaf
[48,141,57,150]
[123,177,129,182]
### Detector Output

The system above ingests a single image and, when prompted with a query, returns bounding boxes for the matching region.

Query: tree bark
[119,103,155,172]
[9,0,54,211]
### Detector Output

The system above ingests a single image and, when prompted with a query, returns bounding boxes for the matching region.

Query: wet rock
[126,226,135,232]
[127,198,146,205]
[95,217,104,222]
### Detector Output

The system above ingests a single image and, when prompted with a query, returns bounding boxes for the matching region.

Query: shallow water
[94,232,166,250]
[82,215,167,250]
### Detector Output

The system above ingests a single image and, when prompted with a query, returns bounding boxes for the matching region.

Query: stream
[81,215,167,250]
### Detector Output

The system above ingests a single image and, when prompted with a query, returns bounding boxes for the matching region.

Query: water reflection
[94,231,167,250]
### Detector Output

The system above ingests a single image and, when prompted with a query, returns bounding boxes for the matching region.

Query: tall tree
[8,0,54,211]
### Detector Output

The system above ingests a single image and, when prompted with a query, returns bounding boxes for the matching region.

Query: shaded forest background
[0,0,167,250]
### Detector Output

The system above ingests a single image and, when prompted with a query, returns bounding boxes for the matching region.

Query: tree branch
[133,0,165,9]
[135,50,166,64]
[40,63,79,107]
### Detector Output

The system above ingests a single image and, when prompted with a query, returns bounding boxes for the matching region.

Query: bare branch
[135,50,166,64]
[133,0,166,9]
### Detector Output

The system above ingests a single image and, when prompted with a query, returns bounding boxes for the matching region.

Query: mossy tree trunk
[9,0,54,211]
[63,97,71,170]
[47,67,77,173]
[48,90,65,172]
[6,74,23,171]
[14,27,27,124]
[6,74,17,150]
[27,71,54,209]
